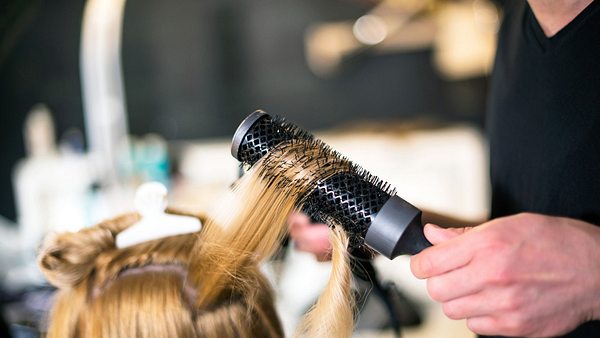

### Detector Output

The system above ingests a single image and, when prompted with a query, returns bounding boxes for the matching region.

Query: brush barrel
[231,110,432,258]
[302,173,432,259]
[301,172,391,250]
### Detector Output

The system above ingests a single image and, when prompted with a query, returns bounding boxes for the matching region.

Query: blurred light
[304,23,359,77]
[353,14,388,45]
[473,0,499,32]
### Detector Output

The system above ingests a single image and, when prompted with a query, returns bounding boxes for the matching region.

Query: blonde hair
[39,212,283,338]
[39,140,355,338]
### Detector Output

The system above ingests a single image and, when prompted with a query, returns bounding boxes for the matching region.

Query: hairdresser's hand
[288,212,332,261]
[410,213,600,337]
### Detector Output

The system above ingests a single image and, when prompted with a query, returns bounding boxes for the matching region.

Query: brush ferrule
[365,196,429,259]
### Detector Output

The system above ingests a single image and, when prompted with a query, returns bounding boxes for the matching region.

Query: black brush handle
[366,196,432,257]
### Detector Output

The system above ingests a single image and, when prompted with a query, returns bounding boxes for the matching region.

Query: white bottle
[13,105,93,253]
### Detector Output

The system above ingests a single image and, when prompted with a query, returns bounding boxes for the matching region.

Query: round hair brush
[231,110,432,259]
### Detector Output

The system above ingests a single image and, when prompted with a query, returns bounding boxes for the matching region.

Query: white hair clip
[115,182,202,249]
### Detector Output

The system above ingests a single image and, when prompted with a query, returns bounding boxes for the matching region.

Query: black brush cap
[231,110,269,161]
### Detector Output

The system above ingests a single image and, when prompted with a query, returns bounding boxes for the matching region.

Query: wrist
[586,224,600,321]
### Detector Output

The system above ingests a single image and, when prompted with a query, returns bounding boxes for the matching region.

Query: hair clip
[115,182,202,249]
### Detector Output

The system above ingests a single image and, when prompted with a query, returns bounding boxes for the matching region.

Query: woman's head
[38,212,283,338]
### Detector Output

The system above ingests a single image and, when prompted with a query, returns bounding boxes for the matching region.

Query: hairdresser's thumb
[423,223,463,245]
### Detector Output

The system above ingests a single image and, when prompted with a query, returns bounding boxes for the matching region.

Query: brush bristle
[252,134,395,249]
[237,114,314,166]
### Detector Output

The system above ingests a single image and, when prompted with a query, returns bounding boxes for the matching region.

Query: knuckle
[517,212,536,221]
[442,302,463,320]
[501,315,528,336]
[499,290,522,312]
[515,212,543,230]
[410,254,433,279]
[426,279,446,302]
[465,318,480,333]
[483,231,508,250]
[477,233,506,257]
[421,256,433,275]
[409,257,420,277]
[476,249,515,287]
[487,267,513,286]
[466,316,496,335]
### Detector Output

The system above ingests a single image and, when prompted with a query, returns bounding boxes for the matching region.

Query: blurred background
[0,0,500,336]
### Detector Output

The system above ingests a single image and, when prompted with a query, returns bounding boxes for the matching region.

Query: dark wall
[123,0,487,139]
[0,0,488,221]
[121,0,379,139]
[0,0,85,222]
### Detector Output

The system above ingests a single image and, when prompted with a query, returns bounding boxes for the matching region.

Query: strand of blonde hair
[194,140,352,308]
[294,226,354,338]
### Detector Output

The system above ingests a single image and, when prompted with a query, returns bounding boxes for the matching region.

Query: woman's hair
[38,140,355,338]
[38,211,283,338]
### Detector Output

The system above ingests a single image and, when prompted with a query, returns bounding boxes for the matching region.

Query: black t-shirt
[485,0,600,337]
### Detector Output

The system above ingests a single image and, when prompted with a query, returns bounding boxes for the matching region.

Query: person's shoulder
[493,0,525,15]
[493,0,527,49]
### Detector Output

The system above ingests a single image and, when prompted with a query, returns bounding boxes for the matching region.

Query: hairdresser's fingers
[289,222,305,238]
[288,212,310,227]
[423,223,469,245]
[439,285,535,321]
[426,265,484,302]
[410,228,477,279]
[293,223,331,257]
[466,316,503,337]
[441,292,489,320]
[288,212,311,236]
